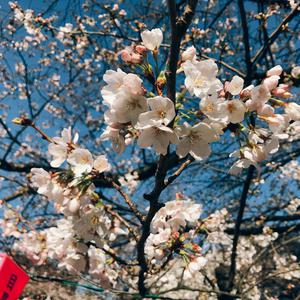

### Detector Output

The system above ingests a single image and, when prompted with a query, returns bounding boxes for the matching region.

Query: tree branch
[227,165,255,291]
[251,3,299,65]
[137,1,198,296]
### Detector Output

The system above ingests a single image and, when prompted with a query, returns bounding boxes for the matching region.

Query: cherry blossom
[48,127,79,168]
[266,65,283,77]
[101,69,144,105]
[183,256,207,280]
[93,155,111,173]
[285,102,300,121]
[141,28,163,51]
[176,122,218,159]
[181,46,196,62]
[120,46,142,64]
[218,99,246,124]
[152,200,202,231]
[138,125,178,155]
[100,126,126,154]
[2,3,300,299]
[67,148,94,176]
[108,93,148,125]
[226,75,244,95]
[182,59,222,98]
[137,96,175,128]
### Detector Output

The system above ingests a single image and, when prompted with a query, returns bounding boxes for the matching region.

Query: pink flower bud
[120,50,132,62]
[112,4,119,11]
[278,84,289,91]
[218,89,226,98]
[272,84,291,98]
[263,75,279,91]
[131,53,142,64]
[240,85,254,99]
[282,92,293,99]
[266,65,283,77]
[258,104,274,117]
[135,45,147,54]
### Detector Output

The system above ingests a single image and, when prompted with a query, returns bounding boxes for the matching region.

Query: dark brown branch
[0,160,50,173]
[238,0,252,83]
[109,179,145,224]
[136,1,198,296]
[136,155,169,296]
[164,156,195,187]
[225,221,300,236]
[166,0,198,104]
[227,165,255,291]
[104,205,139,241]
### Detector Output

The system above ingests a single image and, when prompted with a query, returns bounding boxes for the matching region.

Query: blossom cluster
[6,127,130,286]
[145,199,206,278]
[99,28,300,175]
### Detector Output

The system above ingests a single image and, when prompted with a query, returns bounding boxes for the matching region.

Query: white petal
[227,76,244,95]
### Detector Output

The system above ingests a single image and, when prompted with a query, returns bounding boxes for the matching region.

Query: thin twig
[251,3,299,65]
[110,180,145,223]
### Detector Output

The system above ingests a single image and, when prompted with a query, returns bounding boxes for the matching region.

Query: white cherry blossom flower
[67,148,94,177]
[291,66,300,79]
[181,46,196,61]
[152,200,201,231]
[138,96,175,128]
[101,69,143,105]
[88,246,118,287]
[226,75,244,95]
[285,102,300,121]
[102,68,127,104]
[138,125,178,155]
[46,219,75,260]
[183,59,222,98]
[229,133,281,174]
[246,138,279,162]
[218,99,246,124]
[263,114,289,133]
[31,168,64,202]
[246,84,271,114]
[48,127,79,168]
[183,256,207,280]
[109,93,147,125]
[229,150,257,175]
[202,93,246,124]
[203,118,226,135]
[100,126,126,154]
[141,28,163,51]
[31,168,52,195]
[72,205,109,246]
[200,92,224,120]
[145,228,172,260]
[263,75,280,91]
[93,155,110,173]
[176,122,218,159]
[257,104,274,117]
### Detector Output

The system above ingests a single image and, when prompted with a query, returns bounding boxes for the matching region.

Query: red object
[0,254,29,300]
